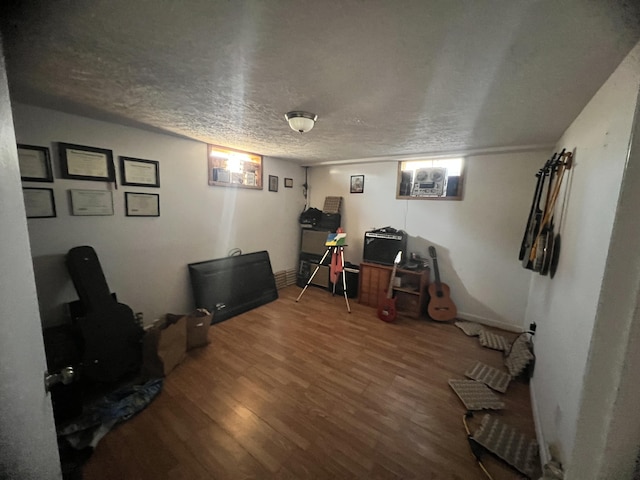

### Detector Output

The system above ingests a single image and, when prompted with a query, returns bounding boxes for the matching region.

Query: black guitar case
[66,246,144,384]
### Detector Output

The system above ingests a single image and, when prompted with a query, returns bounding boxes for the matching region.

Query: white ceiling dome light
[285,111,317,133]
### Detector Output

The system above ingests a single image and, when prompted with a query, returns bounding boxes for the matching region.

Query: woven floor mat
[472,414,541,479]
[454,321,484,337]
[465,362,511,393]
[478,330,510,351]
[504,334,535,377]
[448,380,505,410]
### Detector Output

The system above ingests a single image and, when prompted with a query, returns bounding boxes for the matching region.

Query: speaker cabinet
[363,230,407,265]
[296,258,329,289]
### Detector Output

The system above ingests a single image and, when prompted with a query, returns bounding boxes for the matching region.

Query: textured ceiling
[1,1,639,164]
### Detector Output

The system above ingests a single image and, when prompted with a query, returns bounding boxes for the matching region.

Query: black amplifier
[363,229,407,265]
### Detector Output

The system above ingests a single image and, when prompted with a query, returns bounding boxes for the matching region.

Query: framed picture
[17,144,53,182]
[59,142,115,182]
[23,188,56,218]
[69,189,114,216]
[284,178,293,188]
[120,157,160,187]
[125,192,160,217]
[350,175,365,193]
[269,175,278,192]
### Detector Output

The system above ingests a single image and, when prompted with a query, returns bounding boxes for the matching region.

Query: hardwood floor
[82,286,536,479]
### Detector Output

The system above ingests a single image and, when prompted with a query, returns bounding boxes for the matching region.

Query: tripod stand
[296,245,351,313]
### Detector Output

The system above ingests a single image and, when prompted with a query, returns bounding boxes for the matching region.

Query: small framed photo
[120,157,160,187]
[17,144,53,182]
[350,175,365,193]
[125,192,160,217]
[23,188,56,218]
[70,189,114,216]
[284,178,293,188]
[59,142,115,182]
[269,175,278,192]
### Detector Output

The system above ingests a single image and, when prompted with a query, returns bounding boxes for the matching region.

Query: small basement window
[397,157,464,200]
[208,144,263,189]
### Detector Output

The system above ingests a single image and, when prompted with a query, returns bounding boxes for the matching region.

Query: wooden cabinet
[358,262,430,318]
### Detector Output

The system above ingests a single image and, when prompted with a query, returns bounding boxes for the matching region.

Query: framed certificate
[23,188,56,218]
[125,192,160,217]
[59,143,115,182]
[268,175,278,192]
[70,189,114,216]
[119,157,160,187]
[17,144,53,182]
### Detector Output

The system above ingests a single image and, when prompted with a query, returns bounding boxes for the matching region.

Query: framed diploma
[59,143,115,182]
[125,192,160,217]
[17,144,53,182]
[119,157,160,187]
[70,189,114,216]
[23,188,56,218]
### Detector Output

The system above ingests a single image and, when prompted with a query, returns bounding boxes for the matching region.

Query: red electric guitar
[427,246,457,322]
[377,251,403,322]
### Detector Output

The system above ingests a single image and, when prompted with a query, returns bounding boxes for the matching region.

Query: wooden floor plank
[82,285,535,479]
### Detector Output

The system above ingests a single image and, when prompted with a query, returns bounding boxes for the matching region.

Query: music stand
[296,233,351,313]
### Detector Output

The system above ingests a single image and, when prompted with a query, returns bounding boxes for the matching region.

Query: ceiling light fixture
[285,111,317,133]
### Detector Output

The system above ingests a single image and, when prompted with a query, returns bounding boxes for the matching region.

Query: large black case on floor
[66,246,144,384]
[188,251,278,324]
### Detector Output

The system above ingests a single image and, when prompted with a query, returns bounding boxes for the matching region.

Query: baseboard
[530,378,551,467]
[456,311,524,333]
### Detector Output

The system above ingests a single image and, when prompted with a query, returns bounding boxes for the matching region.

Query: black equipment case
[363,227,407,265]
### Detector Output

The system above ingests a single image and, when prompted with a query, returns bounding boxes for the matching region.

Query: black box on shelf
[363,228,407,265]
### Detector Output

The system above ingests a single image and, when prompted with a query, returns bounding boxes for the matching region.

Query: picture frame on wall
[59,142,116,182]
[69,189,114,216]
[125,192,160,217]
[269,175,278,192]
[23,188,56,218]
[17,144,53,182]
[284,178,293,188]
[350,175,365,193]
[120,157,160,187]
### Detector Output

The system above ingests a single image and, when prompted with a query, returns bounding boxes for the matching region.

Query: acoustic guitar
[427,246,457,322]
[377,251,403,322]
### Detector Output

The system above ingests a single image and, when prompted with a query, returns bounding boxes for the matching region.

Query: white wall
[0,50,61,478]
[12,105,306,327]
[308,150,543,330]
[525,42,640,473]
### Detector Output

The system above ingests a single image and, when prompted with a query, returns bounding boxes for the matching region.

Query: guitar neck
[432,258,442,287]
[386,264,398,299]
